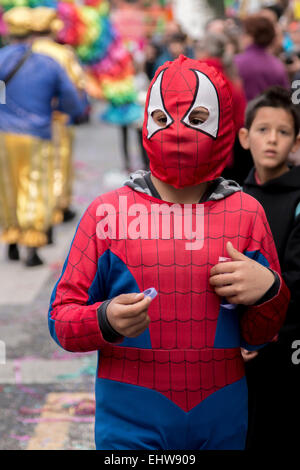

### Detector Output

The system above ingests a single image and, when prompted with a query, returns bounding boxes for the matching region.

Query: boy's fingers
[211,244,249,276]
[225,295,240,304]
[124,315,151,338]
[226,242,248,261]
[118,296,152,318]
[210,262,236,276]
[129,314,151,330]
[116,292,145,305]
[214,284,240,299]
[209,273,234,287]
[241,349,259,362]
[126,323,149,338]
[121,311,150,328]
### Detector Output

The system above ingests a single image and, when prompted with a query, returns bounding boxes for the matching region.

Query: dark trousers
[245,331,300,449]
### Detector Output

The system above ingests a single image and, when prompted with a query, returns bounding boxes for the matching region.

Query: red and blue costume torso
[48,57,289,449]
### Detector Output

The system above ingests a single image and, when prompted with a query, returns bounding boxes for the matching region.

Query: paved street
[0,103,142,450]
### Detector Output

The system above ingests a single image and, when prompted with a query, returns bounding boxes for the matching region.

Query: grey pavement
[0,102,143,450]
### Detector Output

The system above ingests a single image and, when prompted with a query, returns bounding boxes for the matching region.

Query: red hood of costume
[142,55,235,188]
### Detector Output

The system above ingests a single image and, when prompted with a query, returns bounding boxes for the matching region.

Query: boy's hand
[241,348,259,362]
[106,293,152,338]
[209,242,275,306]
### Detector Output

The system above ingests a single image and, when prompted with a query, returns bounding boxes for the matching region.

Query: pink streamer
[19,407,43,415]
[9,434,30,442]
[19,417,94,424]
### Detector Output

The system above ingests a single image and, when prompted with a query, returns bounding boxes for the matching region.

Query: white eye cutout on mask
[147,69,174,139]
[181,69,220,139]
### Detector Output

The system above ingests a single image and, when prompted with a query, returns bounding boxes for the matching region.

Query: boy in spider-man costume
[48,56,290,450]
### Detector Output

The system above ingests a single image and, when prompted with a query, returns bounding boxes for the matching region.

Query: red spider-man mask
[143,55,235,188]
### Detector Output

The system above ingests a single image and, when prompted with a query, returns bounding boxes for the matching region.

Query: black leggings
[120,126,149,171]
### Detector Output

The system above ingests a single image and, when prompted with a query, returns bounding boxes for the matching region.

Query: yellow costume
[1,6,32,37]
[31,7,86,220]
[0,133,54,247]
[0,8,55,248]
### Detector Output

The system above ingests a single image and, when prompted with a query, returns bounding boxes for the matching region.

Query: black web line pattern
[52,189,280,338]
[98,346,245,410]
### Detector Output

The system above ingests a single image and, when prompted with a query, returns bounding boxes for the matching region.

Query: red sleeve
[240,203,290,345]
[48,198,110,352]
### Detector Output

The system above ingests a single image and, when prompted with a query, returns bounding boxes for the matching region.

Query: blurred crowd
[1,1,300,263]
[125,2,300,178]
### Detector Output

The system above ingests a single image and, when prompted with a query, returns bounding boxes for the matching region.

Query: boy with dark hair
[48,57,289,450]
[240,86,300,449]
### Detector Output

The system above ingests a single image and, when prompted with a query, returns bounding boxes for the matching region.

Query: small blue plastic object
[143,288,158,300]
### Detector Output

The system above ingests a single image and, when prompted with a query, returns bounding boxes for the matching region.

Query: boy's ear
[238,128,250,150]
[291,133,300,153]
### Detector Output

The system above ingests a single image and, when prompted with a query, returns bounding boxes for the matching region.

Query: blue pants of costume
[95,377,248,450]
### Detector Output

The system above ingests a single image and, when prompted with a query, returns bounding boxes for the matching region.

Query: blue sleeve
[54,66,87,119]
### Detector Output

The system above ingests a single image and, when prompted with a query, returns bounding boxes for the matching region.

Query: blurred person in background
[259,4,300,83]
[144,41,161,81]
[119,52,150,173]
[223,17,244,57]
[154,30,194,71]
[287,20,300,54]
[234,14,289,102]
[30,6,90,230]
[240,86,300,449]
[161,20,183,44]
[195,32,246,133]
[195,32,249,184]
[0,7,87,266]
[204,17,226,35]
[259,3,285,55]
[282,21,300,82]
